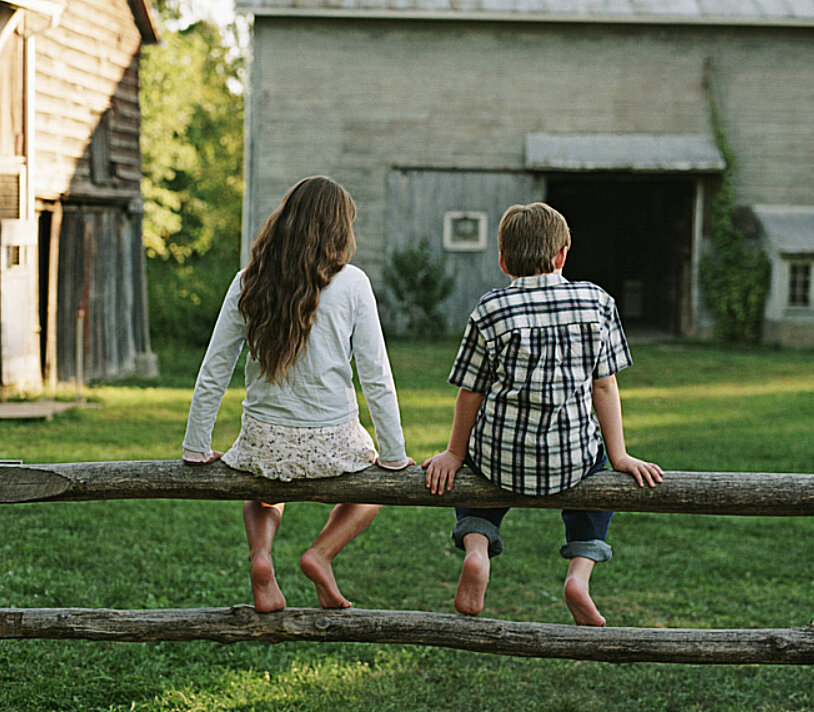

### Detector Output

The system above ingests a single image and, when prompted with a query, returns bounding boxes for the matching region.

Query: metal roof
[235,0,814,25]
[753,205,814,254]
[525,133,726,172]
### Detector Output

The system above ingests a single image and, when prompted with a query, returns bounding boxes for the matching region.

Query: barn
[0,0,158,395]
[235,0,814,345]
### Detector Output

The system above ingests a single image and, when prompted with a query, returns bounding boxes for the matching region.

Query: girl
[182,176,412,612]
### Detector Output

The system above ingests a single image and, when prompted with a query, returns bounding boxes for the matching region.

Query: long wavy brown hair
[239,176,357,384]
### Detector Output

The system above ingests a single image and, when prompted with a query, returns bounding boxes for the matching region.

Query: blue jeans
[452,447,614,562]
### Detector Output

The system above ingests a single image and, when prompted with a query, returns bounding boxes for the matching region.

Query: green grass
[1,339,813,711]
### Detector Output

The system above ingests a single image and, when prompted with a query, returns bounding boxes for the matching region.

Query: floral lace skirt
[222,413,378,481]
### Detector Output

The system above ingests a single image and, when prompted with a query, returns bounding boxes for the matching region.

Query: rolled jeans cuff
[559,539,612,562]
[452,516,504,558]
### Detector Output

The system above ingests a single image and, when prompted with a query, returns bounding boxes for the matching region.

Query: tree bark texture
[1,461,813,515]
[1,606,812,664]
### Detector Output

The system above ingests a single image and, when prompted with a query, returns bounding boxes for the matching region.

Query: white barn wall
[244,18,814,311]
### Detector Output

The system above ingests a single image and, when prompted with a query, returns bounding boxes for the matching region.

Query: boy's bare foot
[249,552,286,612]
[300,548,352,609]
[454,550,490,616]
[564,576,606,627]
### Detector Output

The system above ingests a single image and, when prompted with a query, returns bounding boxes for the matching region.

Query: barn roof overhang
[235,0,814,28]
[753,205,814,256]
[524,133,726,174]
[128,0,159,44]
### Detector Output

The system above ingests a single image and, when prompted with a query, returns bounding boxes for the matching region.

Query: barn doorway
[546,176,695,335]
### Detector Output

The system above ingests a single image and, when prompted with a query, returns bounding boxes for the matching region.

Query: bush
[384,241,456,336]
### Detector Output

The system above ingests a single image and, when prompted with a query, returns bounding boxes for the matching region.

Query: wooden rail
[2,606,813,664]
[2,460,813,515]
[3,461,813,664]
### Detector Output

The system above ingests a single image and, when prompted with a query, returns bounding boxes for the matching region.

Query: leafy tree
[140,17,244,345]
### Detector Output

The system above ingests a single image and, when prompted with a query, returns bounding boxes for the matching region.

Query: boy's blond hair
[498,202,571,276]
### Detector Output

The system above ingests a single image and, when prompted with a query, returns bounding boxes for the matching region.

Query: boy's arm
[422,387,484,495]
[592,374,664,488]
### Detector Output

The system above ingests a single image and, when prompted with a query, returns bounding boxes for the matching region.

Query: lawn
[1,338,813,711]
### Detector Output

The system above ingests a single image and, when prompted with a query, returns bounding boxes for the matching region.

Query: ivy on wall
[700,62,770,343]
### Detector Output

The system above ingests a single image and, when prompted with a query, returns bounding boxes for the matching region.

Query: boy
[422,202,663,627]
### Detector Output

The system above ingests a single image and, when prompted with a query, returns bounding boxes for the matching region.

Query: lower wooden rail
[1,606,812,664]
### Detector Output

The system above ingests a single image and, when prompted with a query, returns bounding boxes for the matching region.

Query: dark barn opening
[547,176,695,335]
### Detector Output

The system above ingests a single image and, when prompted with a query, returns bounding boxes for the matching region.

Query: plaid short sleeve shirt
[449,273,632,496]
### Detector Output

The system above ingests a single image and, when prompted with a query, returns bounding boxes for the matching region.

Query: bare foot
[454,550,490,616]
[564,576,606,627]
[300,548,351,609]
[249,552,286,612]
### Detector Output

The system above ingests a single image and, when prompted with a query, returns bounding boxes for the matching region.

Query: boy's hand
[613,454,664,488]
[422,450,464,495]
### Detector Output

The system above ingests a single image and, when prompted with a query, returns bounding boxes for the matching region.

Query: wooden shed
[236,0,814,342]
[0,0,158,395]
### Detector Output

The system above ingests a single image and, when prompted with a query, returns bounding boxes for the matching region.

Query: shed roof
[753,205,814,255]
[525,133,725,173]
[236,0,814,26]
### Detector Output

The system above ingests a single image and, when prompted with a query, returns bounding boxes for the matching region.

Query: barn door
[385,169,544,334]
[0,218,41,392]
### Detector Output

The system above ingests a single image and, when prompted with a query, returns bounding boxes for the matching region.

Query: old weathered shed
[0,0,158,395]
[236,0,814,343]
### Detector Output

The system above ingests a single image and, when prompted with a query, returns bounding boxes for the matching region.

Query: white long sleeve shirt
[183,264,408,464]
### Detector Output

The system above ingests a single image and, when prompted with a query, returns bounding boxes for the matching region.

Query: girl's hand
[613,454,664,488]
[183,449,224,466]
[422,450,464,495]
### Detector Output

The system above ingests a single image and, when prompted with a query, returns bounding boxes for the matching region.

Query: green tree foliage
[700,68,770,343]
[384,241,456,336]
[140,17,244,345]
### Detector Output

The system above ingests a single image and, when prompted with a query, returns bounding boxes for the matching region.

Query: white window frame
[787,259,812,309]
[442,211,488,252]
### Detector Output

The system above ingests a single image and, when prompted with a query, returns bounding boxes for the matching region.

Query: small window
[788,262,811,307]
[6,244,22,267]
[443,211,488,252]
[90,110,112,186]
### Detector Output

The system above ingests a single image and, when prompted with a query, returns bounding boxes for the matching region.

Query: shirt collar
[510,272,567,290]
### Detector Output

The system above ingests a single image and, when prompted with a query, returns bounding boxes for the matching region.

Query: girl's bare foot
[454,550,490,616]
[249,552,286,612]
[300,548,351,608]
[564,576,606,627]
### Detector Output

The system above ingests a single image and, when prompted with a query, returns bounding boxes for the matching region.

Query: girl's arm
[592,374,663,488]
[422,387,484,495]
[350,274,408,467]
[183,272,246,460]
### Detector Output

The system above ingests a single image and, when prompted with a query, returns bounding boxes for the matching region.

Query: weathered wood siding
[33,0,143,201]
[56,206,148,382]
[30,0,154,382]
[245,19,814,293]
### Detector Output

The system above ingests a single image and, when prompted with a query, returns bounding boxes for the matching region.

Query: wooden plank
[1,606,812,664]
[1,461,813,515]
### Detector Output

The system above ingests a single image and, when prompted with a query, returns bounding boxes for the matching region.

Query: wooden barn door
[385,169,544,334]
[0,218,41,392]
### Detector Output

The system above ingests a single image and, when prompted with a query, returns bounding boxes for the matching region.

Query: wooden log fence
[2,606,813,665]
[3,460,814,515]
[2,461,813,664]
